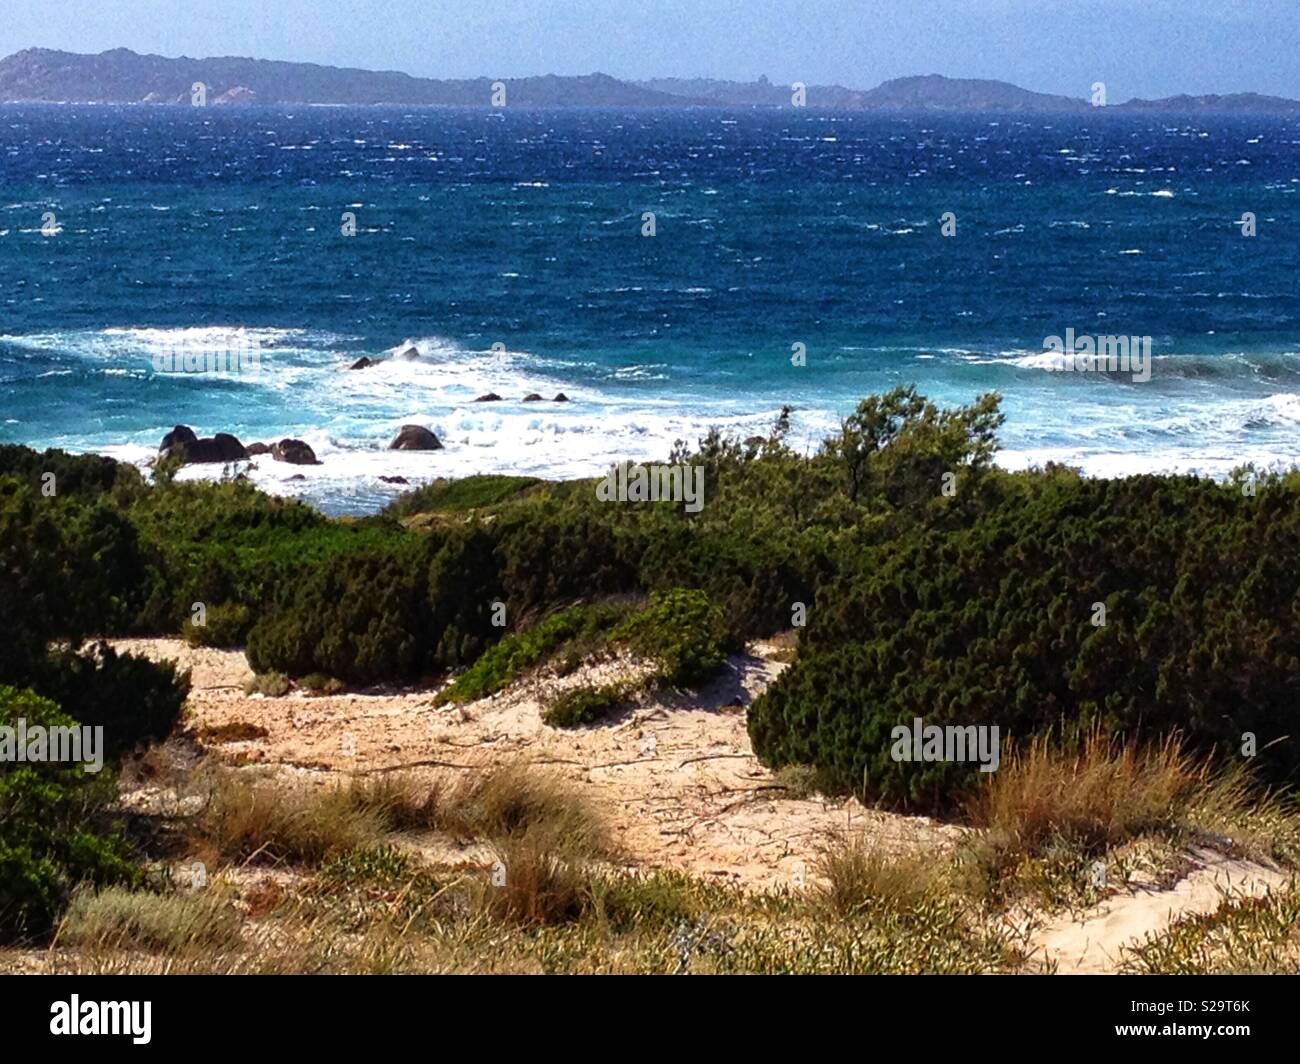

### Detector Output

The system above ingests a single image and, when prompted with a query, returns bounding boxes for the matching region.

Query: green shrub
[383,475,542,518]
[542,684,629,728]
[183,602,253,647]
[0,687,138,942]
[0,445,143,501]
[749,472,1300,812]
[299,673,345,696]
[36,643,190,758]
[247,538,435,684]
[436,602,630,704]
[613,588,729,687]
[242,672,292,698]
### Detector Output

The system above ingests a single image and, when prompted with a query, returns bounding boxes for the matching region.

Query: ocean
[2,104,1298,514]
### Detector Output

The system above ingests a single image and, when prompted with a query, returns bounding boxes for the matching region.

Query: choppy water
[2,105,1298,513]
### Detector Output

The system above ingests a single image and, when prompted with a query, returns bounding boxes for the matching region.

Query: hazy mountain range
[1,47,1297,113]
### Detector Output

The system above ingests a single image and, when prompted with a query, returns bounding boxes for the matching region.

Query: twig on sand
[677,753,753,768]
[586,757,657,771]
[351,758,475,774]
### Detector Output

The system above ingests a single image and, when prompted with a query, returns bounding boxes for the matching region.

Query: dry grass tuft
[966,728,1202,856]
[811,827,941,917]
[56,885,241,954]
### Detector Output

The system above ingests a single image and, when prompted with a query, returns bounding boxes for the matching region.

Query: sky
[1,0,1296,100]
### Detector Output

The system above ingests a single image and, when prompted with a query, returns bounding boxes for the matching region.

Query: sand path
[111,639,961,891]
[1031,846,1291,973]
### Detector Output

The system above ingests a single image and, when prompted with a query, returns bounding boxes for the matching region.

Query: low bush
[183,603,253,648]
[612,588,729,687]
[542,683,629,728]
[437,602,630,705]
[36,643,190,758]
[749,472,1300,811]
[0,687,138,942]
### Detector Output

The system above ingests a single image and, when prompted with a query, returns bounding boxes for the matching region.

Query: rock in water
[522,393,543,402]
[553,393,570,402]
[348,356,374,370]
[388,425,443,451]
[246,442,272,456]
[159,425,198,452]
[271,439,319,465]
[474,393,503,402]
[167,432,248,464]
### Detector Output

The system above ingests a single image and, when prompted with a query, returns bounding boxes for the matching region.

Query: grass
[192,769,388,865]
[966,728,1200,857]
[811,828,942,917]
[771,763,831,800]
[33,852,1023,975]
[1118,884,1300,974]
[957,728,1300,909]
[196,721,269,743]
[57,885,241,953]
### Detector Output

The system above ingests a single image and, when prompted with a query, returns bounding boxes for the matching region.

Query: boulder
[388,425,443,451]
[522,393,544,402]
[379,475,409,485]
[349,356,375,370]
[398,346,420,360]
[159,425,198,453]
[474,393,503,402]
[159,426,247,464]
[246,441,272,456]
[553,393,570,402]
[271,438,319,465]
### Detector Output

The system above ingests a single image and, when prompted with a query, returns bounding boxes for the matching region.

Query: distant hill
[0,47,691,106]
[1,48,1297,113]
[858,74,1089,112]
[1115,92,1300,114]
[635,76,868,109]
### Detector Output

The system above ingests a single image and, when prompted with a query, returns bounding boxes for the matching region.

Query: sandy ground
[110,638,962,891]
[94,639,1294,974]
[1031,846,1292,974]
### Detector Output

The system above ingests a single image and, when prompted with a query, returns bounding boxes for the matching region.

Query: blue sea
[2,105,1298,513]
